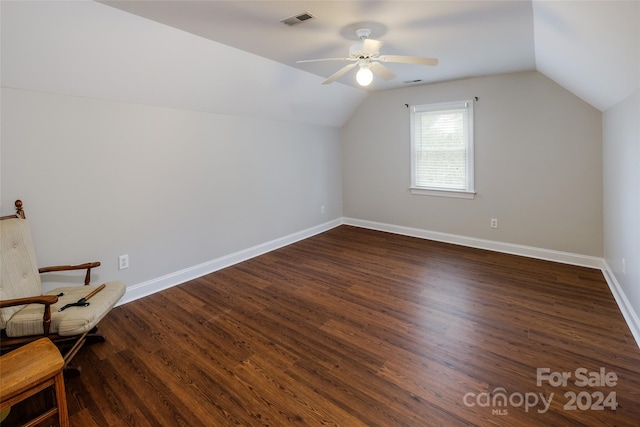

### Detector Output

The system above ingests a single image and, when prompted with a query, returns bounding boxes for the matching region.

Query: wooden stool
[0,338,69,427]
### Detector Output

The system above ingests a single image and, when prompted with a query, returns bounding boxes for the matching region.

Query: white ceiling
[533,0,639,111]
[101,0,639,111]
[1,1,637,129]
[1,1,367,127]
[102,1,537,92]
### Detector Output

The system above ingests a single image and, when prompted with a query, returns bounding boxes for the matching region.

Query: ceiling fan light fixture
[356,66,373,86]
[298,27,438,87]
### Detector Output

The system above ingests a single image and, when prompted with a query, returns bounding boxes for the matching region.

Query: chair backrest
[0,217,43,329]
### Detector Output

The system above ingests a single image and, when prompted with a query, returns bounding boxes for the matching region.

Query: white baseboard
[343,217,604,269]
[601,263,640,348]
[117,218,342,306]
[344,217,640,349]
[120,216,603,306]
[115,216,639,350]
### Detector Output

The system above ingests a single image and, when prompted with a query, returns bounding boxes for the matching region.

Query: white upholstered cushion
[5,281,126,337]
[0,218,43,329]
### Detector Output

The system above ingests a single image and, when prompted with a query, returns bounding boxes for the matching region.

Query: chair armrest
[0,295,58,336]
[0,294,58,308]
[39,262,101,285]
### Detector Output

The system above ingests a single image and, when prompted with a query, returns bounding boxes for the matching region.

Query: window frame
[409,100,476,199]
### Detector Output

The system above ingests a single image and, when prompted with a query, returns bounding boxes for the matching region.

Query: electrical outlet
[490,218,498,229]
[118,254,129,270]
[321,205,326,214]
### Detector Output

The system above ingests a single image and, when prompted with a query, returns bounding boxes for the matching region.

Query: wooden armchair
[1,200,126,373]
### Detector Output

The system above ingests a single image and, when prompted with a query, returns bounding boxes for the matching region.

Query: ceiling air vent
[280,11,315,26]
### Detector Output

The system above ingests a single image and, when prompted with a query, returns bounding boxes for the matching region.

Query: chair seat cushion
[5,282,126,337]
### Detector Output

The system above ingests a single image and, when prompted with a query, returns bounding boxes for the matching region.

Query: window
[410,100,475,199]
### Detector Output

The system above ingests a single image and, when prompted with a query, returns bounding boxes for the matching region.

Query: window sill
[409,187,476,199]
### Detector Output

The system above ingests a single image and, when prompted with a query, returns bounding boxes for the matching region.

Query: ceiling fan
[297,28,438,86]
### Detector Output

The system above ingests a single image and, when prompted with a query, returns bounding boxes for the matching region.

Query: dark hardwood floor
[6,225,640,426]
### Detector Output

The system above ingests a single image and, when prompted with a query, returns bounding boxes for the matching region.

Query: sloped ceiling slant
[0,1,367,128]
[532,0,640,111]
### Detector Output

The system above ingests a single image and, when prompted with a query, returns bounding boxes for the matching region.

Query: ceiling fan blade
[378,55,439,66]
[322,63,357,85]
[370,62,396,80]
[362,39,383,56]
[297,57,354,63]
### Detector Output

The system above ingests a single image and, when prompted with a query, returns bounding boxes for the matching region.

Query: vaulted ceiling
[101,1,537,92]
[100,0,639,111]
[2,1,638,127]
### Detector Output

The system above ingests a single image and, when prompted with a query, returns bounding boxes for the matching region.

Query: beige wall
[603,89,640,332]
[1,88,343,289]
[342,71,603,256]
[0,0,347,299]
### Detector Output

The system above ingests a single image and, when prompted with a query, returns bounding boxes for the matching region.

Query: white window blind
[410,100,474,197]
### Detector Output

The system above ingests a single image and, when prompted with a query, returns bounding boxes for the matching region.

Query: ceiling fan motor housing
[349,28,374,58]
[349,43,367,58]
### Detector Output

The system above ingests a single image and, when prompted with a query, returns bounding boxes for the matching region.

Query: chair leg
[87,325,105,341]
[54,327,107,377]
[59,334,87,377]
[54,371,69,427]
[85,333,106,344]
[63,365,83,377]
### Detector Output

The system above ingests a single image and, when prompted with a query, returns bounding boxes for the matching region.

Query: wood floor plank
[7,225,640,426]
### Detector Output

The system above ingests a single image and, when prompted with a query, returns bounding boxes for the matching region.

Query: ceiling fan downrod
[355,28,372,40]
